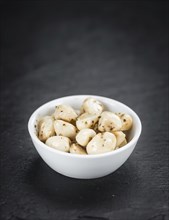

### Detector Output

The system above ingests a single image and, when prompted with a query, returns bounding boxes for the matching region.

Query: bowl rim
[28,95,142,159]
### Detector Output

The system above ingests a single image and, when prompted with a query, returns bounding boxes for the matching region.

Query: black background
[0,1,168,220]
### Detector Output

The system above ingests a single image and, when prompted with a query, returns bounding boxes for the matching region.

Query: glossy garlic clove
[38,116,55,142]
[45,136,71,152]
[54,104,78,122]
[117,138,128,149]
[70,143,87,155]
[117,113,133,131]
[82,97,104,115]
[93,122,99,133]
[86,132,117,155]
[76,128,96,147]
[76,113,99,130]
[98,111,122,132]
[54,120,76,140]
[113,131,126,148]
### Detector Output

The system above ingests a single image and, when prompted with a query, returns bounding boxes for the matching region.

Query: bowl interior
[31,95,140,144]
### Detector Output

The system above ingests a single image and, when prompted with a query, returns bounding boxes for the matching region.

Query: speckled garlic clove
[86,132,117,155]
[117,113,133,131]
[45,136,71,152]
[93,122,99,133]
[98,111,122,132]
[113,131,126,148]
[38,116,55,142]
[54,104,78,122]
[54,120,76,140]
[76,128,96,147]
[82,97,104,115]
[76,113,99,130]
[70,143,87,155]
[117,138,127,149]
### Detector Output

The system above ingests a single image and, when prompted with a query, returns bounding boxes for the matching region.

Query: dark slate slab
[0,1,168,220]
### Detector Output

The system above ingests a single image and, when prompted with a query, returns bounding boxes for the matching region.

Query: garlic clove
[70,143,87,155]
[98,111,122,132]
[46,136,71,152]
[54,104,78,122]
[82,97,104,115]
[120,114,133,131]
[87,132,117,155]
[76,113,99,130]
[113,131,126,148]
[76,128,96,147]
[54,120,76,140]
[38,116,55,142]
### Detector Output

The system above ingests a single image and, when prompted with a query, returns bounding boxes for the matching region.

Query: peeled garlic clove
[93,122,99,133]
[113,131,126,148]
[75,109,81,116]
[98,111,122,132]
[82,97,104,115]
[87,132,117,155]
[46,136,70,152]
[120,114,133,131]
[117,138,128,149]
[76,128,96,147]
[54,120,76,140]
[70,143,87,155]
[54,104,78,122]
[38,116,55,142]
[76,113,99,130]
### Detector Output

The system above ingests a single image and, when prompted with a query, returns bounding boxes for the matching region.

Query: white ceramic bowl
[28,95,142,179]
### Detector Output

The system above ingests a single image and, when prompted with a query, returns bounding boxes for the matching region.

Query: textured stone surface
[0,1,168,220]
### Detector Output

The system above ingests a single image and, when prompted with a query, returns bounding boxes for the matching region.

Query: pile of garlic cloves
[38,97,133,155]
